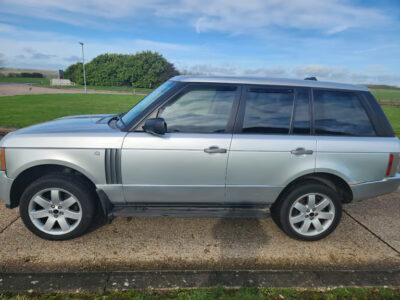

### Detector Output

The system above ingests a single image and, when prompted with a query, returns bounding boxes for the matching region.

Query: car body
[1,75,399,240]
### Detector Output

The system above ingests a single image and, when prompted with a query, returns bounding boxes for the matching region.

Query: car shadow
[211,217,269,266]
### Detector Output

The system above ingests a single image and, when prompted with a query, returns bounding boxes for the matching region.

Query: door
[226,86,317,205]
[121,84,240,204]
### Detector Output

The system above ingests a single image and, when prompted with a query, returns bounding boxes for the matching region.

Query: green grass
[0,94,144,128]
[0,287,399,299]
[382,106,400,135]
[0,88,400,134]
[0,77,50,85]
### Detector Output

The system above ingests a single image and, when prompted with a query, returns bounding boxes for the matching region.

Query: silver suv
[1,76,399,241]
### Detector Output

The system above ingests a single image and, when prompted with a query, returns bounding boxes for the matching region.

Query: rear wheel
[20,174,96,240]
[274,182,342,241]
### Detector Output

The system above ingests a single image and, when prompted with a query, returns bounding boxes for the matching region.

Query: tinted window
[159,86,236,133]
[118,80,176,128]
[242,88,294,134]
[292,89,310,135]
[314,90,375,136]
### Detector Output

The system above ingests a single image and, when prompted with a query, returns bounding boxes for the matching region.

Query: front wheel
[275,182,342,241]
[20,174,96,240]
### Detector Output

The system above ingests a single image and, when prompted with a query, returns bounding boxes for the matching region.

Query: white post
[79,42,87,93]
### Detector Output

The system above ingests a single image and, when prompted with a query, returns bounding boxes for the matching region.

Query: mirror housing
[143,118,167,135]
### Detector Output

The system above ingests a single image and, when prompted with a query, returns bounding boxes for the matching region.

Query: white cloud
[180,63,400,86]
[0,0,390,35]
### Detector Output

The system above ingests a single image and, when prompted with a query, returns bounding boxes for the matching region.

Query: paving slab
[0,194,399,272]
[345,190,400,252]
[0,200,19,233]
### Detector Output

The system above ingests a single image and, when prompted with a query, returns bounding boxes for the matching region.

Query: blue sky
[0,0,399,85]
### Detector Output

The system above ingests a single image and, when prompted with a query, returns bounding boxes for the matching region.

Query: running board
[110,206,270,218]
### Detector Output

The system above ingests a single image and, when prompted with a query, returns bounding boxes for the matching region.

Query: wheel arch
[275,172,353,206]
[9,163,98,209]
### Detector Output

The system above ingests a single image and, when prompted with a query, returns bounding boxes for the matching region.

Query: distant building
[50,79,75,86]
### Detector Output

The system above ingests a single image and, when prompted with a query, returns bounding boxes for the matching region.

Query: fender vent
[105,149,122,184]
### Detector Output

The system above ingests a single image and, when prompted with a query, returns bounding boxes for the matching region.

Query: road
[0,83,147,96]
[0,190,399,272]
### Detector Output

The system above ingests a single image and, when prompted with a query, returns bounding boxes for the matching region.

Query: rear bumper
[351,173,400,202]
[0,171,13,207]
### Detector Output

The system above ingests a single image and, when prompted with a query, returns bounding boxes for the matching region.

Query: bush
[64,51,179,88]
[6,72,44,78]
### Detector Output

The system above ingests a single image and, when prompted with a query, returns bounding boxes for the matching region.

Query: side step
[110,206,270,218]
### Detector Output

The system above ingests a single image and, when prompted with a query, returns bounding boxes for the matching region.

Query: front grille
[105,149,122,184]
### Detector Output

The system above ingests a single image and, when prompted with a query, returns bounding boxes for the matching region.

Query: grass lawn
[1,287,399,299]
[382,106,400,135]
[0,87,400,134]
[0,94,144,128]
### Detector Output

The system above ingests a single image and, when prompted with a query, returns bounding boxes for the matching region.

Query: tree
[64,51,179,88]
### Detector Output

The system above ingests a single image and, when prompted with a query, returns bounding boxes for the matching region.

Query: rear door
[226,86,316,205]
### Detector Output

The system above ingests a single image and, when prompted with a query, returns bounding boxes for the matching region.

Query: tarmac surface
[0,191,399,273]
[0,83,146,96]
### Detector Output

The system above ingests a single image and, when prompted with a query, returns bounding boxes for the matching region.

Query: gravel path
[0,191,399,272]
[0,83,147,96]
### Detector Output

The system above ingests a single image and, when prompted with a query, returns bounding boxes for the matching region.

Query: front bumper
[351,173,400,202]
[0,171,13,207]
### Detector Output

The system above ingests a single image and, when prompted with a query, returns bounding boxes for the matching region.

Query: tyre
[20,174,96,240]
[275,182,342,241]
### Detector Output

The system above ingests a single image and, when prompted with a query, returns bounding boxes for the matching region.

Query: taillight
[0,148,5,171]
[386,153,394,176]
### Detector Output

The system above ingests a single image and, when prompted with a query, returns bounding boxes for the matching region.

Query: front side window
[313,90,375,136]
[118,80,177,128]
[158,86,236,133]
[242,88,294,134]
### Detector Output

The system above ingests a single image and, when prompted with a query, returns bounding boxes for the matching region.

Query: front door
[226,86,316,205]
[121,83,240,204]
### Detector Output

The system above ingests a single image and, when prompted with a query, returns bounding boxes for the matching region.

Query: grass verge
[0,89,399,133]
[1,287,399,299]
[0,94,144,128]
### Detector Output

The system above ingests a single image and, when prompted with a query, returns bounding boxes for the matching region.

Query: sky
[0,0,399,85]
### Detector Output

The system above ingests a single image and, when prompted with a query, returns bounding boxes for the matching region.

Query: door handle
[291,147,314,155]
[204,146,227,154]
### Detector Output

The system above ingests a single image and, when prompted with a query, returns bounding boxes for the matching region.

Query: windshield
[117,80,177,128]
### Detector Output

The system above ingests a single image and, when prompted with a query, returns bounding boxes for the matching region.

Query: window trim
[290,87,312,135]
[311,88,377,137]
[131,82,242,134]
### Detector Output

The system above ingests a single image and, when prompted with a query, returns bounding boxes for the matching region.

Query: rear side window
[242,88,294,134]
[313,90,375,136]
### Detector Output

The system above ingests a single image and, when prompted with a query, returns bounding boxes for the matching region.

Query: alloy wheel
[289,193,335,237]
[28,188,82,235]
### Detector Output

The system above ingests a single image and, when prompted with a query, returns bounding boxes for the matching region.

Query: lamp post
[79,42,87,93]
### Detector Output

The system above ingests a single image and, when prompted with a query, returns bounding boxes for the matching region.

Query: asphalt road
[0,190,399,272]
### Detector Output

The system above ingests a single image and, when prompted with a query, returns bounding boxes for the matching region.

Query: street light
[79,42,87,93]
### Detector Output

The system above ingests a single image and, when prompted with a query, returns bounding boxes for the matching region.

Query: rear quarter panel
[316,136,400,184]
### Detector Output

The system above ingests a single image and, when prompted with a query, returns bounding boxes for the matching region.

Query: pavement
[0,192,399,273]
[0,83,147,96]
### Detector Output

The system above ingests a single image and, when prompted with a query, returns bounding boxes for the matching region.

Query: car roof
[171,75,369,92]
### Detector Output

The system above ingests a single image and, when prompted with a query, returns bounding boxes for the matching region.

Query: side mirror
[143,118,167,135]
